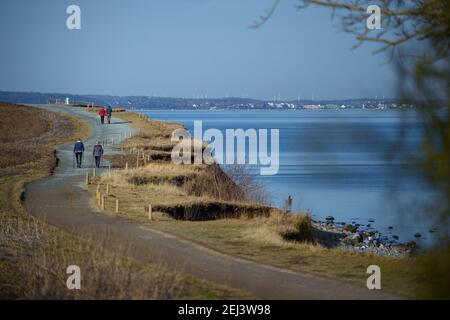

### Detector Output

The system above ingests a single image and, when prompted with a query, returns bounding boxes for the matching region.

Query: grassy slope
[0,103,251,299]
[87,110,429,298]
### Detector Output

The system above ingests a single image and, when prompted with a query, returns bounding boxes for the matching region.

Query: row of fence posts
[138,113,151,122]
[87,169,154,220]
[85,129,153,220]
[99,131,133,147]
[138,113,161,134]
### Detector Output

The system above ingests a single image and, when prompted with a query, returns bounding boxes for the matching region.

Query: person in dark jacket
[106,106,112,124]
[98,107,106,125]
[93,141,104,168]
[73,139,85,168]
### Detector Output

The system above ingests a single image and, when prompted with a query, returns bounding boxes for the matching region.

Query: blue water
[143,109,444,247]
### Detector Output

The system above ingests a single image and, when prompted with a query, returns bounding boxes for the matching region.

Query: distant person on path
[93,141,104,168]
[98,107,106,125]
[73,139,85,168]
[106,105,113,124]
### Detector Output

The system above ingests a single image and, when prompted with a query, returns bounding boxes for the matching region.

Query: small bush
[281,214,313,243]
[293,215,312,238]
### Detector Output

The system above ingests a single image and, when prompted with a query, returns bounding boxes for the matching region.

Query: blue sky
[0,0,396,100]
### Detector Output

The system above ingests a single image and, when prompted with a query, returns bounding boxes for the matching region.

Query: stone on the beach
[414,233,421,238]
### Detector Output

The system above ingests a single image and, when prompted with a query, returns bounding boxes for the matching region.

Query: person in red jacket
[98,107,106,125]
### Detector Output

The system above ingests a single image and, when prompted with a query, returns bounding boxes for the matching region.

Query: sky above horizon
[0,0,397,100]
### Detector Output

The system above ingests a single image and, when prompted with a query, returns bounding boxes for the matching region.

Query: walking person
[73,139,85,168]
[98,107,106,125]
[106,105,113,124]
[93,141,104,168]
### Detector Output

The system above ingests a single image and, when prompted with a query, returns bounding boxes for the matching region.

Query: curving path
[24,104,399,300]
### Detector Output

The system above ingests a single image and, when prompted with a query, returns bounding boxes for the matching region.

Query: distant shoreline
[0,90,419,111]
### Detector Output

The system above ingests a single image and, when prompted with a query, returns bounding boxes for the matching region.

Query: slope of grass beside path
[0,103,252,299]
[90,110,430,299]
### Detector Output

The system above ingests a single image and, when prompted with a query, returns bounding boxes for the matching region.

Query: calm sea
[143,109,444,247]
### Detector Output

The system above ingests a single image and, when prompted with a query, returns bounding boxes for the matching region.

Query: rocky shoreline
[312,217,418,258]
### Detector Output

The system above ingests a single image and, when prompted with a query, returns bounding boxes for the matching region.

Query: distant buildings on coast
[0,90,416,111]
[184,99,411,111]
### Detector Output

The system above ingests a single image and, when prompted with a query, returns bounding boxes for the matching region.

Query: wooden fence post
[125,162,128,171]
[101,195,105,210]
[85,172,89,185]
[148,204,153,220]
[93,167,96,177]
[106,184,110,196]
[115,199,119,213]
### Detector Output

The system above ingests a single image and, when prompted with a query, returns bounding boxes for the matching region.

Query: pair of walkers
[98,106,113,125]
[73,139,104,168]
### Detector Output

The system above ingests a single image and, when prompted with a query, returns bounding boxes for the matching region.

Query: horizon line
[0,89,397,102]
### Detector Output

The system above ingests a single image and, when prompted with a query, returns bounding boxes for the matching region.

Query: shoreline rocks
[312,219,417,258]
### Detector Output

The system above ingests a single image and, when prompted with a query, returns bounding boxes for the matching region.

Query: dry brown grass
[243,212,315,249]
[99,170,197,206]
[115,112,181,140]
[126,162,204,181]
[0,103,51,143]
[0,103,89,168]
[90,119,274,220]
[0,213,183,299]
[90,170,271,221]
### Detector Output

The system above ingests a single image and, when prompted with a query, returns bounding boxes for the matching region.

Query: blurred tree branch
[250,0,281,28]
